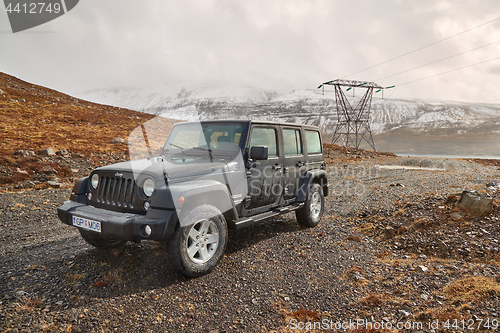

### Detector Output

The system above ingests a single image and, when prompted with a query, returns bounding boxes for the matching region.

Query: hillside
[0,72,394,190]
[0,73,177,189]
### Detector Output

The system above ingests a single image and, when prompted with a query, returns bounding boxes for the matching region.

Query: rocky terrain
[1,73,500,332]
[1,146,499,332]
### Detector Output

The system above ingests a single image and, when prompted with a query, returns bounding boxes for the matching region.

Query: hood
[97,157,230,181]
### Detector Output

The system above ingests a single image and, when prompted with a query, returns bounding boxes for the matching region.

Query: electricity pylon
[318,79,381,151]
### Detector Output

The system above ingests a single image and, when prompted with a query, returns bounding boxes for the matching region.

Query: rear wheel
[296,183,324,227]
[79,229,126,249]
[168,204,228,277]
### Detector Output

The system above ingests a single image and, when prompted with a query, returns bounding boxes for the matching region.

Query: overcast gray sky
[1,0,499,103]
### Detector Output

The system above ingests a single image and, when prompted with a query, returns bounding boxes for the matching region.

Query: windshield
[163,122,247,155]
[125,118,248,226]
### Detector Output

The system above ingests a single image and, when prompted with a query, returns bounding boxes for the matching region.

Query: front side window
[283,128,302,156]
[249,127,278,157]
[305,130,322,154]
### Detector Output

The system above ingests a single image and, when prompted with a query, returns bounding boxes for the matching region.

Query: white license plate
[72,216,101,233]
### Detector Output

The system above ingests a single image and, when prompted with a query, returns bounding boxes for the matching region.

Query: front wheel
[296,183,324,227]
[79,229,126,249]
[168,204,228,277]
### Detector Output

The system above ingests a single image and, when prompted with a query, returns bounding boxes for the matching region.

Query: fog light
[87,193,92,200]
[144,225,152,236]
[143,202,150,211]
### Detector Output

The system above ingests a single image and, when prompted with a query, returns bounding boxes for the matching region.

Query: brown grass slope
[0,72,177,188]
[0,72,169,155]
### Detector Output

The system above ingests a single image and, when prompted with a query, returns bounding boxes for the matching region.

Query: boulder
[56,149,70,157]
[13,150,35,157]
[438,241,449,256]
[347,270,366,281]
[384,226,396,239]
[110,137,127,144]
[450,212,464,221]
[15,180,35,189]
[46,181,64,188]
[417,265,428,273]
[397,308,412,317]
[456,191,493,216]
[71,152,84,158]
[39,165,58,175]
[486,182,500,193]
[37,148,55,157]
[34,173,51,182]
[15,168,29,175]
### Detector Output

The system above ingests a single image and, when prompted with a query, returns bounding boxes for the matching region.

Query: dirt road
[1,156,499,332]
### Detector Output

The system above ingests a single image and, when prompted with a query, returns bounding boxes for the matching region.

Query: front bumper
[57,201,177,241]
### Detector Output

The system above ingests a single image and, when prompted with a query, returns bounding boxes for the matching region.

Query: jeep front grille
[96,176,136,209]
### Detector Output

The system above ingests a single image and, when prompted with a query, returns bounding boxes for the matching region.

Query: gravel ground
[1,155,500,333]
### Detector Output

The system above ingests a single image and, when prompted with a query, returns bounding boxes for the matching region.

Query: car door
[245,125,284,210]
[281,126,306,200]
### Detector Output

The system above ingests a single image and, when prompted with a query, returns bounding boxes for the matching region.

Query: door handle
[296,161,305,167]
[273,164,283,171]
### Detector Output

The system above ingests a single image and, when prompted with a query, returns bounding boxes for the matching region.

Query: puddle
[376,165,446,171]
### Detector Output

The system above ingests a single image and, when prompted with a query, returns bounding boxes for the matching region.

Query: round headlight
[142,178,155,197]
[90,174,99,190]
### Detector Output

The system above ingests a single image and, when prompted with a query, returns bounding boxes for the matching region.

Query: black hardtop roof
[175,119,320,130]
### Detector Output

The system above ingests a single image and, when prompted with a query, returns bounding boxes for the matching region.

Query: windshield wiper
[192,146,213,162]
[169,144,214,161]
[168,143,186,155]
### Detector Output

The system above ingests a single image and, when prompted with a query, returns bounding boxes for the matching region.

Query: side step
[229,203,304,230]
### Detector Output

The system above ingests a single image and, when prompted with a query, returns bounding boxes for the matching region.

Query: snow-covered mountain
[79,84,278,114]
[78,85,500,157]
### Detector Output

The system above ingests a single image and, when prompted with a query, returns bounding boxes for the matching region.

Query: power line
[397,56,500,86]
[341,16,500,79]
[375,39,500,81]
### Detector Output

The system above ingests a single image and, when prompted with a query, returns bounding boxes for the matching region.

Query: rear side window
[305,130,322,154]
[283,128,302,156]
[249,127,278,157]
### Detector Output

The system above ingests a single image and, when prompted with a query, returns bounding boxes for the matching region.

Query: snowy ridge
[77,85,500,156]
[78,84,278,112]
[78,85,500,136]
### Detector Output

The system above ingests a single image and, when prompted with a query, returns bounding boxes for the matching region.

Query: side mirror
[250,146,268,160]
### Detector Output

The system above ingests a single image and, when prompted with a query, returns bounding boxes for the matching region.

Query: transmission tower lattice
[319,79,381,151]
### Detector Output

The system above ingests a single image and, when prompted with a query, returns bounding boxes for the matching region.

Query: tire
[296,183,324,227]
[168,204,228,277]
[79,229,126,249]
